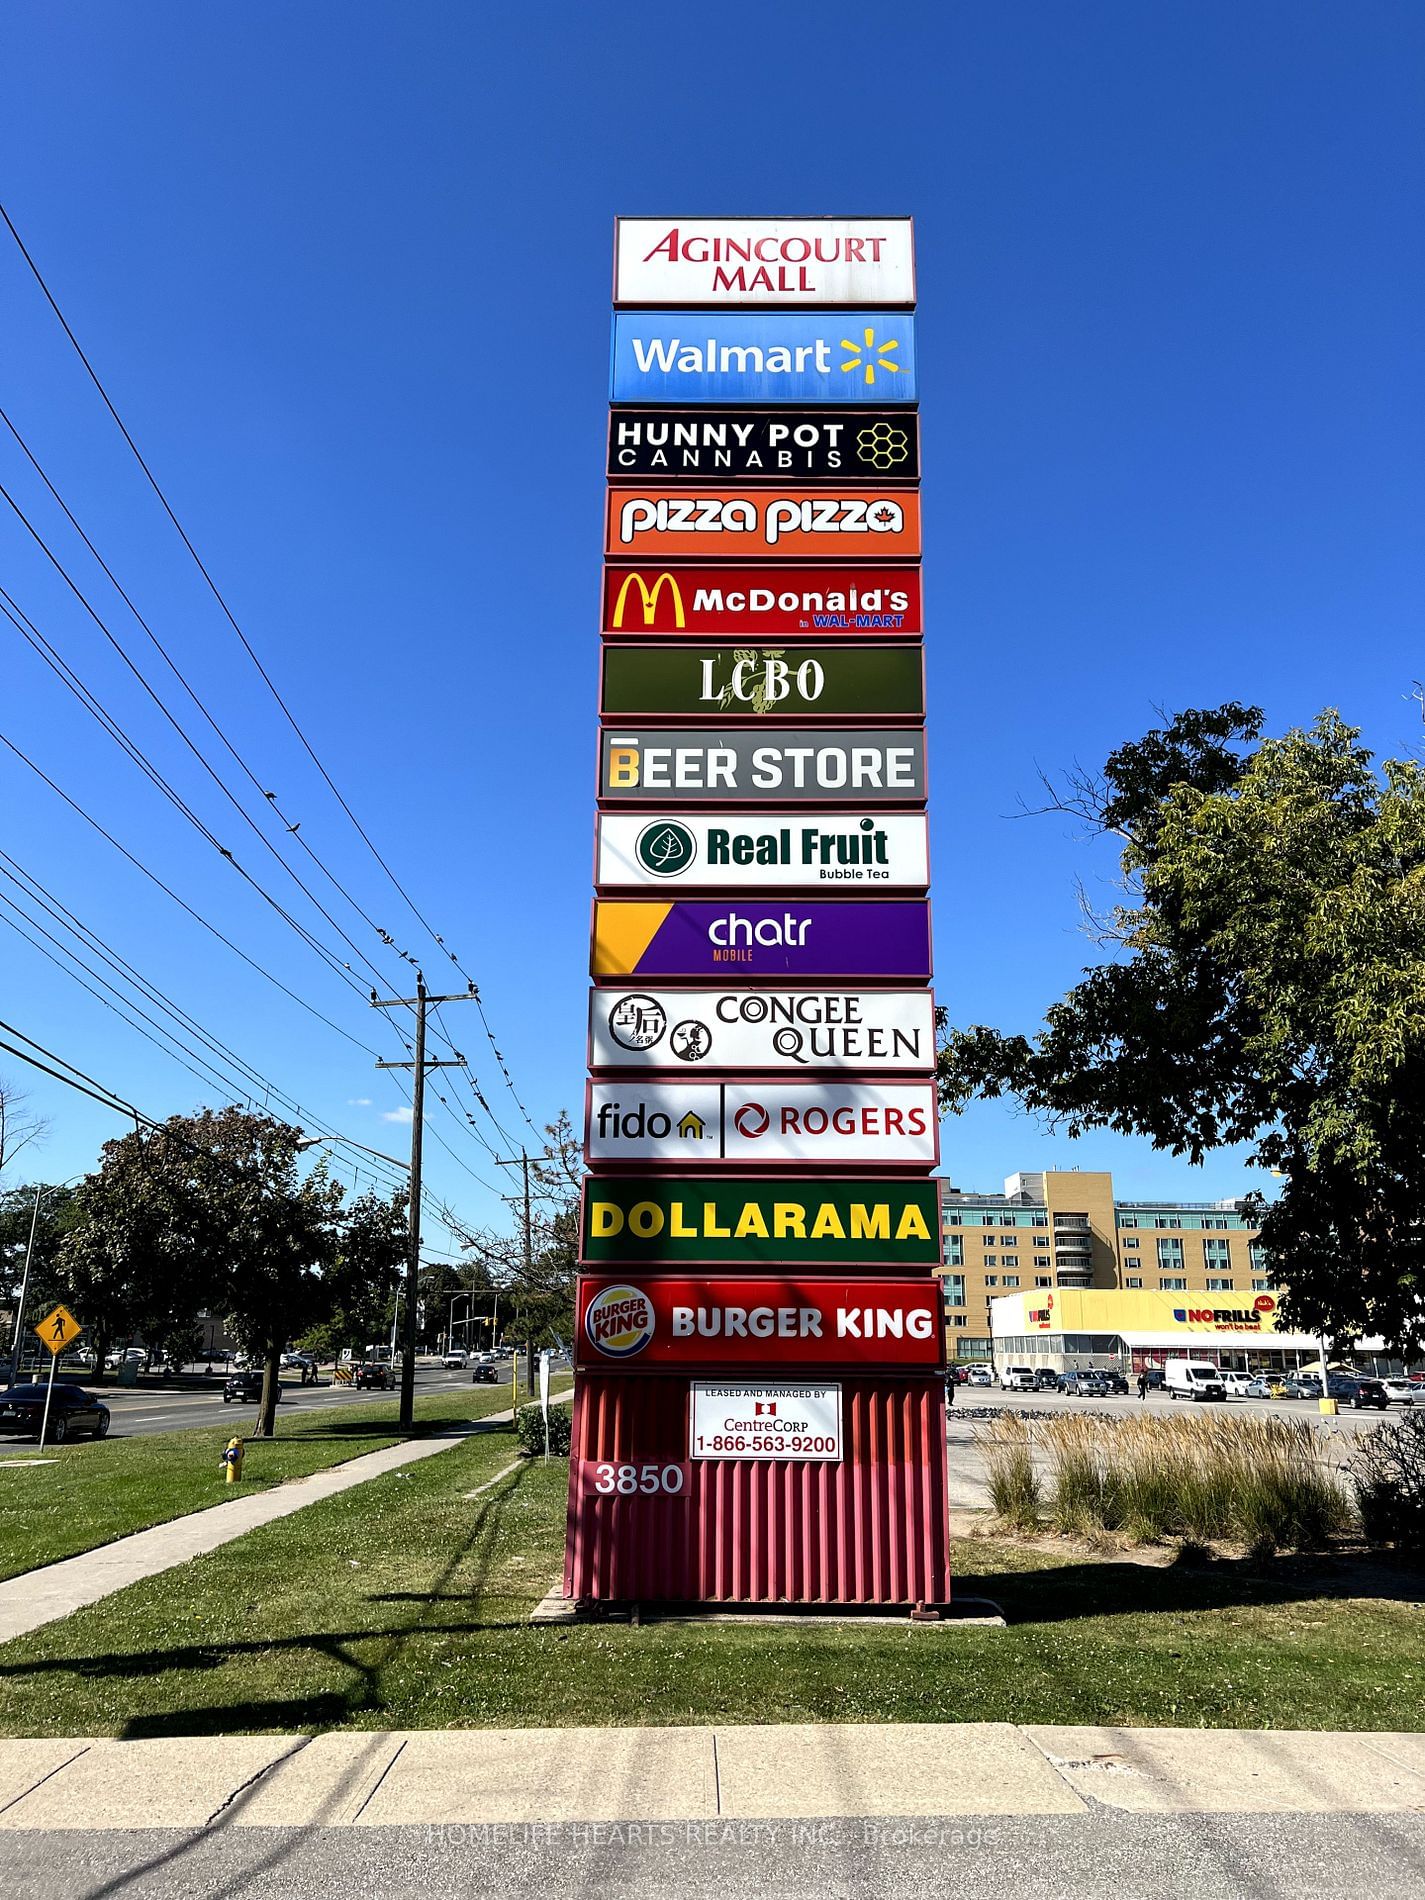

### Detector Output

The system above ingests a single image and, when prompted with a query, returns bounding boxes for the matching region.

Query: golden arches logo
[611,570,686,629]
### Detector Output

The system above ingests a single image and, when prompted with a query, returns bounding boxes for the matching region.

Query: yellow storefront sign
[1018,1287,1281,1336]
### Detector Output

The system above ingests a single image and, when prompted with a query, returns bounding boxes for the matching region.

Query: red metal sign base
[564,1373,950,1606]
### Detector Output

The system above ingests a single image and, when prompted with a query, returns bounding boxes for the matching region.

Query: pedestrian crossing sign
[35,1305,82,1356]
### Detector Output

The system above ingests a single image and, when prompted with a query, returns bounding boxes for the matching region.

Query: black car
[470,1363,500,1384]
[354,1363,391,1389]
[1033,1368,1061,1391]
[0,1383,110,1442]
[1328,1374,1390,1411]
[1097,1370,1130,1394]
[223,1370,280,1404]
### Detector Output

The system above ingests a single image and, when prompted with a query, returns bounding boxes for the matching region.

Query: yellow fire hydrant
[220,1436,246,1484]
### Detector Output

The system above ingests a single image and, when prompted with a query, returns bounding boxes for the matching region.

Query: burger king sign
[584,1283,656,1359]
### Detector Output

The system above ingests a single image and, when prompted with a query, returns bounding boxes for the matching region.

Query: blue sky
[0,1,1419,1244]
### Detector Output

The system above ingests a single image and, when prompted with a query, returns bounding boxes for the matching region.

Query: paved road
[20,1363,521,1440]
[7,1813,1424,1899]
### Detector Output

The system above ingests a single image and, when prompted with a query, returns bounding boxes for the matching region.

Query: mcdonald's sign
[601,565,923,639]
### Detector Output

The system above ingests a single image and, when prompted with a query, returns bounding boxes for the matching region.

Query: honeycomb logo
[855,421,910,472]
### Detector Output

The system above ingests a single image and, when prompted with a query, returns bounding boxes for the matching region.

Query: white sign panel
[596,813,929,891]
[585,1080,939,1167]
[589,988,936,1074]
[615,218,915,307]
[691,1382,843,1460]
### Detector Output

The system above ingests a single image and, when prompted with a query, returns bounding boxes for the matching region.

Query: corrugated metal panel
[564,1374,950,1606]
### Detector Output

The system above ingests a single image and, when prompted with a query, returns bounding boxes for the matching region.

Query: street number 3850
[591,1461,685,1495]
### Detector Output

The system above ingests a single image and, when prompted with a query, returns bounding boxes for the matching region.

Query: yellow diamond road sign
[35,1304,82,1356]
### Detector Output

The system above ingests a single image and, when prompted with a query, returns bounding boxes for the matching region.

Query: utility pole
[373,974,471,1430]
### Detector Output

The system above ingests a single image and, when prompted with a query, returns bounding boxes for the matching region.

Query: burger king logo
[585,1283,656,1359]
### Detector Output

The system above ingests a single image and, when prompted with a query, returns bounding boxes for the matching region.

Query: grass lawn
[0,1383,569,1583]
[1,1434,1422,1738]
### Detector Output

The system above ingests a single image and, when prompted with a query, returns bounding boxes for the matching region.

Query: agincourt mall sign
[613,218,916,306]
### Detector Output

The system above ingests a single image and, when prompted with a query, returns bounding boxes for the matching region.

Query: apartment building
[939,1170,1269,1362]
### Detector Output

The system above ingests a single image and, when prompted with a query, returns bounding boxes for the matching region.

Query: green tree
[938,706,1425,1354]
[296,1188,407,1365]
[1,1183,79,1372]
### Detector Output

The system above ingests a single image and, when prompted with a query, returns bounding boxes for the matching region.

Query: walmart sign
[611,312,918,405]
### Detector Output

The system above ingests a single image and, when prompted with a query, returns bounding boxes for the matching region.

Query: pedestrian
[1137,1370,1148,1401]
[946,1372,956,1407]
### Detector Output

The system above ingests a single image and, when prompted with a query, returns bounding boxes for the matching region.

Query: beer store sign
[576,1277,944,1372]
[584,1080,939,1168]
[601,567,923,639]
[691,1383,843,1461]
[605,489,920,560]
[611,312,918,405]
[608,411,919,483]
[588,987,936,1075]
[580,1178,944,1269]
[614,218,916,306]
[599,730,926,802]
[596,814,928,892]
[600,645,924,720]
[591,899,933,983]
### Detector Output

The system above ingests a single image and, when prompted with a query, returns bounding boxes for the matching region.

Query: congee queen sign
[614,218,915,305]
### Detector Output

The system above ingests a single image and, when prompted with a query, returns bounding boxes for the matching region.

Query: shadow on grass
[959,1544,1425,1624]
[0,1458,538,1740]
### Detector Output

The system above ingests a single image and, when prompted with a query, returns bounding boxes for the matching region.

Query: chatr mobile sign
[591,898,933,983]
[601,566,923,639]
[614,218,916,306]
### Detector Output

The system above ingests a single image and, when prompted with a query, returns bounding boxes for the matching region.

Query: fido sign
[584,1079,940,1168]
[595,813,929,891]
[613,218,916,306]
[588,987,937,1074]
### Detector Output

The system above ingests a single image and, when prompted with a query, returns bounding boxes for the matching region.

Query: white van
[1165,1360,1226,1402]
[1000,1365,1037,1392]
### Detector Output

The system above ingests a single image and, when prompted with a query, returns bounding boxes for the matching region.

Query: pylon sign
[566,216,950,1611]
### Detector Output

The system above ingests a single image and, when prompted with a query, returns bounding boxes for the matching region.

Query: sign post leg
[38,1349,59,1450]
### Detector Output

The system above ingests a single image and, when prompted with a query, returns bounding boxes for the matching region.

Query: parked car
[1246,1375,1282,1399]
[1097,1370,1129,1394]
[442,1348,469,1369]
[223,1370,280,1405]
[1033,1368,1061,1391]
[999,1366,1037,1392]
[470,1363,500,1384]
[279,1352,313,1372]
[1219,1371,1259,1398]
[1327,1374,1389,1411]
[1380,1377,1420,1406]
[1057,1368,1110,1396]
[1165,1361,1226,1402]
[1141,1368,1165,1391]
[104,1347,146,1370]
[0,1383,110,1442]
[966,1366,993,1388]
[1283,1373,1325,1399]
[354,1363,391,1390]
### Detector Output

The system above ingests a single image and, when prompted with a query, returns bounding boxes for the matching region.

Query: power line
[0,196,545,1144]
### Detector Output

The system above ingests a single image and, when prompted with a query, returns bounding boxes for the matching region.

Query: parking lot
[945,1381,1404,1434]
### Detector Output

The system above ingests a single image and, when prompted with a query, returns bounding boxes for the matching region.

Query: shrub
[976,1415,1041,1529]
[1349,1411,1425,1551]
[515,1402,571,1458]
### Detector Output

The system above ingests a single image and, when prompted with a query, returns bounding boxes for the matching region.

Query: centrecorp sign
[611,313,918,405]
[613,218,915,306]
[604,489,920,560]
[601,566,922,638]
[584,1080,939,1168]
[588,989,937,1074]
[591,898,933,983]
[607,411,919,482]
[599,729,927,802]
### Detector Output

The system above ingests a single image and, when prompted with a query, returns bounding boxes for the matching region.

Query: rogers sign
[614,218,915,307]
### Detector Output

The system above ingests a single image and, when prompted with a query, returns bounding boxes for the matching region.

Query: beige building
[940,1170,1269,1363]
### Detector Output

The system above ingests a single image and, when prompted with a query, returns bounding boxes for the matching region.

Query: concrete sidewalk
[1,1725,1422,1829]
[0,1413,526,1647]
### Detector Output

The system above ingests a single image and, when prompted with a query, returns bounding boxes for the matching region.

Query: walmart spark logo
[841,327,902,386]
